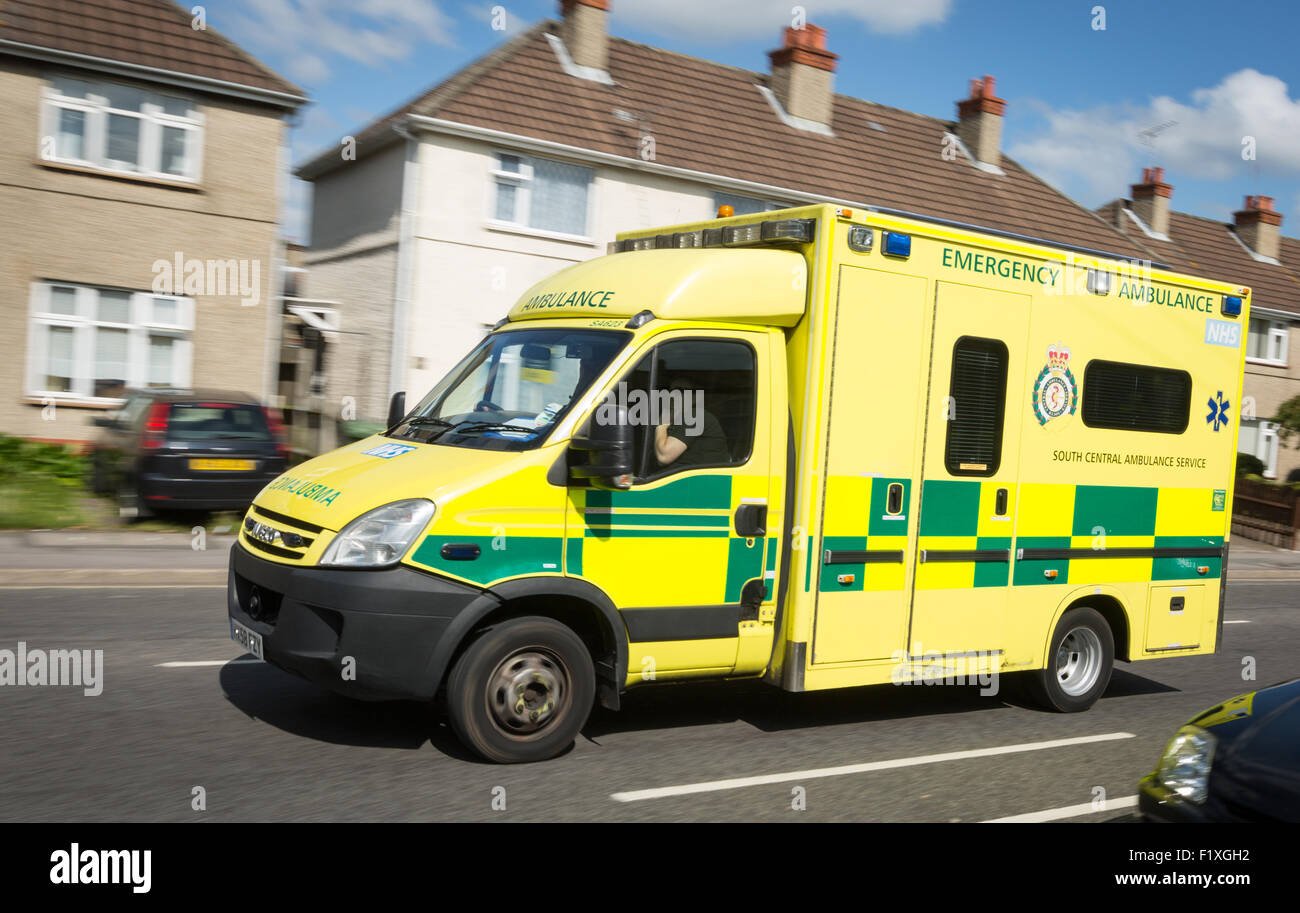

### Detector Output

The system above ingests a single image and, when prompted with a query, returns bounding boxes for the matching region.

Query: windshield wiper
[404,416,454,429]
[450,421,542,435]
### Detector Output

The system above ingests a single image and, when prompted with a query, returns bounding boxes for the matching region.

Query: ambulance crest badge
[1032,343,1078,426]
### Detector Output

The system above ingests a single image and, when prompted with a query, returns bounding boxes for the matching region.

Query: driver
[654,376,730,468]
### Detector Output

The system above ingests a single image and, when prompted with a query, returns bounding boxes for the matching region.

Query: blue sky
[210,0,1300,243]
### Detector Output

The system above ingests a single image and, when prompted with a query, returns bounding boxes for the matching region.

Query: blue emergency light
[1221,295,1243,316]
[882,231,912,258]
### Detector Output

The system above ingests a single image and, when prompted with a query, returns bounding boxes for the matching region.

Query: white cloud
[224,0,456,86]
[1010,69,1300,203]
[611,0,952,40]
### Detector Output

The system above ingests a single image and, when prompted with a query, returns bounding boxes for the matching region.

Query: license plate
[230,618,263,659]
[190,458,255,471]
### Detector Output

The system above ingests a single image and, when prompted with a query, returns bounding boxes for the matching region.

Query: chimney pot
[767,23,837,128]
[559,0,610,72]
[1129,165,1173,235]
[955,74,1006,166]
[1235,194,1283,258]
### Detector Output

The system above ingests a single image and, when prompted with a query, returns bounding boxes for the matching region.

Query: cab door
[565,329,780,679]
[907,282,1031,657]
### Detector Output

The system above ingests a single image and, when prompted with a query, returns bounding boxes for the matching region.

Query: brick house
[0,0,305,444]
[1099,172,1300,480]
[296,0,1161,423]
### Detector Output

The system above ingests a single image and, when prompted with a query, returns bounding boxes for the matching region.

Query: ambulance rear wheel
[446,616,595,763]
[1026,607,1114,712]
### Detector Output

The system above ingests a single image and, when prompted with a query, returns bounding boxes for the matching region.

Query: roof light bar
[1222,295,1243,317]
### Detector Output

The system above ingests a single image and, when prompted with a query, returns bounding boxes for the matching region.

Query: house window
[713,192,788,216]
[41,75,203,182]
[27,283,194,401]
[1239,418,1280,477]
[491,152,592,236]
[1246,317,1289,365]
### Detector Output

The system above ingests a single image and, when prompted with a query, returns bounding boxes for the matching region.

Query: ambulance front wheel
[1025,607,1115,712]
[446,616,595,763]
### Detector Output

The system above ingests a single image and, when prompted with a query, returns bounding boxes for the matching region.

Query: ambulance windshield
[390,327,631,451]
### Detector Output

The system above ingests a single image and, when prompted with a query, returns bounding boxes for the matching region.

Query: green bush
[1236,452,1266,477]
[0,435,88,484]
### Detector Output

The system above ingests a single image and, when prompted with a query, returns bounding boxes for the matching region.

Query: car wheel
[120,481,152,521]
[1024,607,1114,712]
[446,616,595,764]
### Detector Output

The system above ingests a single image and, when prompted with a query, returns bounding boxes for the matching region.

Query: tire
[1024,607,1114,712]
[445,616,595,763]
[120,480,153,521]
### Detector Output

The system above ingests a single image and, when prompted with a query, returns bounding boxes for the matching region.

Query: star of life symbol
[1032,343,1078,426]
[1206,391,1231,431]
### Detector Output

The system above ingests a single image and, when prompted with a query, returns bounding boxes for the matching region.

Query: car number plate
[230,618,263,659]
[190,458,255,471]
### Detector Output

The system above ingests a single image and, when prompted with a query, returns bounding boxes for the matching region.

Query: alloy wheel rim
[1056,626,1103,697]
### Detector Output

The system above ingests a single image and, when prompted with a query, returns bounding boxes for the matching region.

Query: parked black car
[90,388,290,516]
[1139,677,1300,822]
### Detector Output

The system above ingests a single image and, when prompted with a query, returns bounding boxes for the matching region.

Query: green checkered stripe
[917,480,1224,587]
[817,477,911,592]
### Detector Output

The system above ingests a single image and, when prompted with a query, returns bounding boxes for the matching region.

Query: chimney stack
[559,0,609,72]
[955,75,1006,167]
[1234,194,1283,260]
[1130,166,1173,236]
[767,24,838,128]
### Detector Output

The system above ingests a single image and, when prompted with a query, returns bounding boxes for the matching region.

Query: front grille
[251,505,324,535]
[243,512,316,558]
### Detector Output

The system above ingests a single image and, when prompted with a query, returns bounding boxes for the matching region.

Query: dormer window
[41,75,203,182]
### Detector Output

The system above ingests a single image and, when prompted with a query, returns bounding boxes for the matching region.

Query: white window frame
[39,74,204,183]
[487,150,594,242]
[1246,317,1289,366]
[26,282,195,404]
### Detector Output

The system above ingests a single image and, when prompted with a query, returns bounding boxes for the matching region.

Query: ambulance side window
[636,339,757,482]
[1081,360,1192,434]
[944,336,1008,476]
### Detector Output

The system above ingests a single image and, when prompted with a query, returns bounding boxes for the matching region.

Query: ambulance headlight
[319,499,435,568]
[1154,725,1216,804]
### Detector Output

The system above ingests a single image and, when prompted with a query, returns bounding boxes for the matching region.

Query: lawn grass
[0,478,85,529]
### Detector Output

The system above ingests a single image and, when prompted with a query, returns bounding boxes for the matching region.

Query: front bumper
[144,473,277,510]
[227,542,484,700]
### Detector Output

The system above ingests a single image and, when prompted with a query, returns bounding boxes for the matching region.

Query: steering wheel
[474,400,502,413]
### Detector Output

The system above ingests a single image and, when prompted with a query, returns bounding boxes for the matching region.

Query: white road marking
[1222,619,1250,624]
[156,659,262,667]
[609,732,1136,802]
[983,795,1138,823]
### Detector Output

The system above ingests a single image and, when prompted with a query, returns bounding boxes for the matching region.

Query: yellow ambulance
[228,203,1248,763]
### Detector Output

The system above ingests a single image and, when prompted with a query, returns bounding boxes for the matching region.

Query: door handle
[734,502,767,537]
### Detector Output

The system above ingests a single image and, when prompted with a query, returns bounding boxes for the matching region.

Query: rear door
[907,282,1032,657]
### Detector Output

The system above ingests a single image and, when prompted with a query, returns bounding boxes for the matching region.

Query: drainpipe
[390,120,421,415]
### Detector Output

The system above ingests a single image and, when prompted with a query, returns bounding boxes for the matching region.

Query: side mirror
[568,405,635,489]
[92,415,116,429]
[386,391,406,429]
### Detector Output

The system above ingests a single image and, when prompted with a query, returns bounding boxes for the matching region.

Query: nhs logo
[1204,319,1242,348]
[364,443,417,459]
